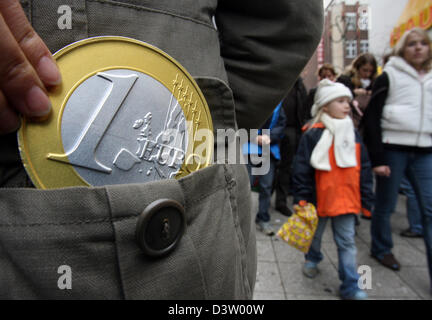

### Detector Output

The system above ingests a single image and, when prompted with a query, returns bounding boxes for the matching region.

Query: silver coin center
[60,69,188,186]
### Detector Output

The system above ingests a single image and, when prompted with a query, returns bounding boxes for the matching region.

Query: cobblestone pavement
[252,192,432,300]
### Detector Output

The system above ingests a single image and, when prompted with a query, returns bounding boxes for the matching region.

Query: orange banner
[391,0,432,46]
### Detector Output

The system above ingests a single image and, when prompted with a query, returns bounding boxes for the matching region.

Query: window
[346,40,357,58]
[360,40,369,53]
[358,5,370,31]
[358,13,369,30]
[345,12,357,31]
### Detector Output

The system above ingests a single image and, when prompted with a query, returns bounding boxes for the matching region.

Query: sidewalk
[252,192,432,300]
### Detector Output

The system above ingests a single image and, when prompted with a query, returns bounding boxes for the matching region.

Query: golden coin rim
[18,36,213,189]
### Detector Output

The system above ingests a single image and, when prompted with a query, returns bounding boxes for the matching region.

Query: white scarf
[310,113,357,171]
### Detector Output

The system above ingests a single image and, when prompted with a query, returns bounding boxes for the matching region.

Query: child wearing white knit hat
[290,79,374,300]
[309,79,355,171]
[311,79,353,118]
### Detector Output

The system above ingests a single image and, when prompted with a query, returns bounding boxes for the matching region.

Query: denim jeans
[400,176,423,234]
[371,150,432,290]
[305,214,360,298]
[247,159,276,223]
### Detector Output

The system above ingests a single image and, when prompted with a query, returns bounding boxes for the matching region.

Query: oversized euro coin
[18,37,213,189]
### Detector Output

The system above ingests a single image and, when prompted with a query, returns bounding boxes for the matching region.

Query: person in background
[305,63,338,122]
[362,28,432,295]
[292,79,374,300]
[337,53,378,128]
[246,104,286,236]
[274,77,308,217]
[338,53,378,221]
[378,52,423,238]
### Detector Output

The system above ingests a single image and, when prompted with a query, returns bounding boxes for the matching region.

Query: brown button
[135,199,186,258]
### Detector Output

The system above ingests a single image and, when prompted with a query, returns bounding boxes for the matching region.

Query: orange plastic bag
[277,201,318,253]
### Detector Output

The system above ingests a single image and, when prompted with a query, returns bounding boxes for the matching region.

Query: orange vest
[315,143,362,217]
[305,122,370,218]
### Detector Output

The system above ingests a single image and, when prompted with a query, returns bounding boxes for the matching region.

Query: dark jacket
[292,124,374,217]
[305,86,317,122]
[281,77,308,133]
[360,73,389,167]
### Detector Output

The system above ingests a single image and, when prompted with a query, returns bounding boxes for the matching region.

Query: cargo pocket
[106,178,209,300]
[177,163,255,299]
[108,163,253,299]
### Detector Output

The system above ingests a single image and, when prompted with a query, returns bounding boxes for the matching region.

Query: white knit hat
[311,79,353,117]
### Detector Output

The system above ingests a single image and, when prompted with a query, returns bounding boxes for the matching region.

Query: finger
[0,90,20,134]
[0,13,51,118]
[0,0,61,86]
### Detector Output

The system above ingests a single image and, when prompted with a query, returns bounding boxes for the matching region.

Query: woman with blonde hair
[362,27,432,294]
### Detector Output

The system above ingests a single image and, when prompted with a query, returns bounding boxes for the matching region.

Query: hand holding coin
[0,0,61,134]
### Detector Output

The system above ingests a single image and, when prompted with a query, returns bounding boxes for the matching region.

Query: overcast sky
[370,0,409,58]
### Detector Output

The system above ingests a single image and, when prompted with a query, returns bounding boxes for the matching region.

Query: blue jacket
[243,102,286,160]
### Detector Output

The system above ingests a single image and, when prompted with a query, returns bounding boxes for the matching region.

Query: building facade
[303,0,370,89]
[303,0,431,90]
[326,0,370,74]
